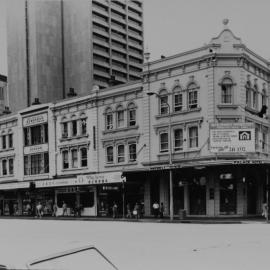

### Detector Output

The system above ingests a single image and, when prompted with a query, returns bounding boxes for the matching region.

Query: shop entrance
[247,181,257,215]
[189,180,206,215]
[173,181,184,215]
[220,177,237,215]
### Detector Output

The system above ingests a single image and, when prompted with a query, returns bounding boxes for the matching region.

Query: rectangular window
[262,132,267,151]
[160,96,169,115]
[188,91,198,109]
[44,152,49,173]
[0,87,4,100]
[93,126,96,150]
[31,154,42,175]
[106,114,113,130]
[174,129,183,151]
[117,145,125,163]
[106,146,114,163]
[71,149,78,168]
[2,135,6,149]
[253,91,258,109]
[2,160,7,175]
[117,111,124,128]
[160,132,168,152]
[129,144,136,161]
[24,128,30,146]
[63,151,69,169]
[8,134,13,148]
[62,122,68,138]
[81,148,88,167]
[221,85,232,104]
[9,159,14,175]
[189,126,198,148]
[72,120,77,136]
[31,125,42,145]
[81,119,87,135]
[129,110,136,126]
[174,94,183,112]
[24,156,29,175]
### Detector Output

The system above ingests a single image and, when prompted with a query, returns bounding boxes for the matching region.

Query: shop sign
[77,172,126,184]
[102,186,119,191]
[23,113,48,127]
[149,164,182,171]
[233,160,264,165]
[0,181,29,190]
[210,123,255,153]
[24,144,48,154]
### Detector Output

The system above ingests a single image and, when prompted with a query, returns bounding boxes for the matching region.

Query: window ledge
[60,134,89,142]
[156,107,201,119]
[217,104,238,109]
[158,148,200,156]
[62,167,88,172]
[105,161,138,168]
[0,147,15,152]
[103,125,139,135]
[0,174,14,178]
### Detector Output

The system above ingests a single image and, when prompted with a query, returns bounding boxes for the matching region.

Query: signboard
[35,172,125,188]
[0,181,29,190]
[24,144,48,154]
[23,113,48,127]
[149,164,182,171]
[210,123,255,153]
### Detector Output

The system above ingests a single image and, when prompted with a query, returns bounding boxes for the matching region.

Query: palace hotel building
[0,21,269,218]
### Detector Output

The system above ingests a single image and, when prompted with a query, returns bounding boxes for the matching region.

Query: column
[160,176,169,216]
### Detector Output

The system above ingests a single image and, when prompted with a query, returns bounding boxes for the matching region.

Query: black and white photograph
[0,0,270,269]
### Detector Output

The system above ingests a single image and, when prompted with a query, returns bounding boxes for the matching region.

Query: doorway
[247,181,257,215]
[189,181,206,215]
[220,178,237,214]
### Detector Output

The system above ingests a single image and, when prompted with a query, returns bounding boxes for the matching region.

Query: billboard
[209,123,255,153]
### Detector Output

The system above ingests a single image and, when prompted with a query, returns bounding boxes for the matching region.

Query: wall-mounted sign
[23,113,48,127]
[210,123,255,153]
[24,144,48,154]
[0,181,29,190]
[233,160,264,165]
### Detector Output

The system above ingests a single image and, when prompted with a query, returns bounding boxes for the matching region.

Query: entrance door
[189,184,206,215]
[247,181,257,215]
[220,179,237,214]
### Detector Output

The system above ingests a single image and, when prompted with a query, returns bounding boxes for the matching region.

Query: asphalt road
[0,219,269,270]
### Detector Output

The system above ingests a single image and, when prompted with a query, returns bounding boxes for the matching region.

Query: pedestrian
[112,202,118,218]
[62,201,68,216]
[126,203,132,218]
[133,202,141,219]
[36,202,42,218]
[26,203,31,216]
[52,203,58,217]
[159,202,164,218]
[153,202,159,218]
[262,202,268,221]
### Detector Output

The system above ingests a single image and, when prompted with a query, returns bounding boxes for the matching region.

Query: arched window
[116,105,124,128]
[187,83,198,110]
[160,132,168,152]
[127,103,136,127]
[159,89,169,115]
[61,117,68,138]
[62,150,69,169]
[173,86,183,112]
[105,107,113,130]
[221,78,233,104]
[117,144,125,163]
[129,143,137,162]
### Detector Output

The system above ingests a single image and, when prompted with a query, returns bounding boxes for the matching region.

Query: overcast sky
[0,0,270,75]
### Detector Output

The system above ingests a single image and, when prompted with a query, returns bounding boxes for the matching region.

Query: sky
[0,0,270,75]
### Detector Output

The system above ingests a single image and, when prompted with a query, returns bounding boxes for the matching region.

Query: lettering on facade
[24,144,48,154]
[149,164,182,171]
[233,160,264,165]
[23,113,48,127]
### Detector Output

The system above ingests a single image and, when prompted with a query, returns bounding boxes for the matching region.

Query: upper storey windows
[24,124,48,146]
[220,78,233,104]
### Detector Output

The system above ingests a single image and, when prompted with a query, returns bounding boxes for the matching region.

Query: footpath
[0,215,268,224]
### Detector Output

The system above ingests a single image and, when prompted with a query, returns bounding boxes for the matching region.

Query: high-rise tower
[7,0,143,112]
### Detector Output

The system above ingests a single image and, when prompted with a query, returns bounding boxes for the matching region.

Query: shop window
[174,129,183,151]
[8,134,13,148]
[189,126,198,148]
[221,78,233,104]
[187,83,198,110]
[81,118,87,135]
[116,106,125,128]
[80,192,95,208]
[2,160,7,175]
[2,135,6,149]
[160,132,168,152]
[105,108,113,130]
[159,90,169,115]
[63,150,69,169]
[117,145,125,163]
[127,103,136,127]
[129,143,136,162]
[57,193,76,208]
[106,146,114,163]
[62,122,68,138]
[174,92,183,112]
[72,120,77,137]
[71,149,78,168]
[9,159,13,175]
[80,148,88,167]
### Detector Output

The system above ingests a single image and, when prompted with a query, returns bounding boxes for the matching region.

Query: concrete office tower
[7,0,143,112]
[0,74,8,115]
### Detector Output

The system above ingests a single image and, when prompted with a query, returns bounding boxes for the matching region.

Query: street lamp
[147,91,174,221]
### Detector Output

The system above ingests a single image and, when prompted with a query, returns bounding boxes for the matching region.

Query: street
[0,219,269,270]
